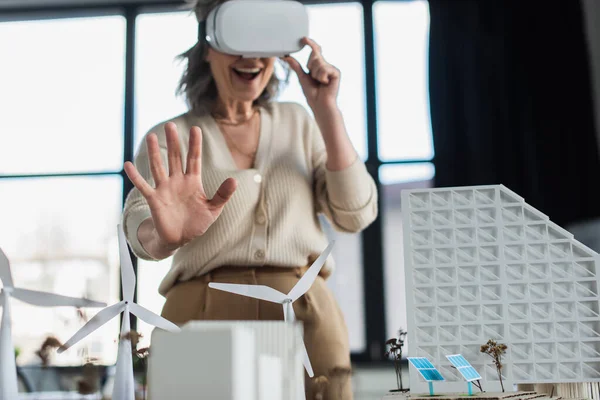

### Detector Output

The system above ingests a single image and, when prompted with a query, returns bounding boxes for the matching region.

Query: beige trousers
[161,266,354,400]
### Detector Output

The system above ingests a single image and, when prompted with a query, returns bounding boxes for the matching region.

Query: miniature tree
[480,339,507,392]
[36,336,63,367]
[385,328,408,392]
[76,362,100,395]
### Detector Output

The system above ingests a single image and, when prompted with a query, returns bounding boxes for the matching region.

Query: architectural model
[402,184,600,393]
[149,321,305,400]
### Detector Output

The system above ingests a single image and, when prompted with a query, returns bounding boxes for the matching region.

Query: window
[374,0,433,161]
[133,3,368,352]
[0,14,126,367]
[380,164,434,351]
[0,176,122,365]
[0,16,126,174]
[276,2,368,161]
[373,0,434,353]
[134,10,198,152]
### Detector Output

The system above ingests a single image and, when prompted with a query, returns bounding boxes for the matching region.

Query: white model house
[402,184,600,393]
[148,321,305,400]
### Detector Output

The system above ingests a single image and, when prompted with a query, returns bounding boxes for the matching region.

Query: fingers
[305,37,323,73]
[146,133,168,185]
[302,37,339,85]
[124,161,154,198]
[209,178,237,209]
[282,56,307,79]
[165,122,183,177]
[302,37,322,56]
[311,63,339,85]
[185,126,203,176]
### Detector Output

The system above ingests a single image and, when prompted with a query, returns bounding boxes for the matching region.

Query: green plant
[480,339,507,392]
[385,328,408,392]
[14,347,20,359]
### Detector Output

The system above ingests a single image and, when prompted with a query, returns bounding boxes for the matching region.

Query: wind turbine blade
[299,338,314,377]
[11,288,106,308]
[0,248,13,288]
[117,224,136,302]
[288,241,335,302]
[58,301,125,353]
[128,302,180,332]
[288,305,314,377]
[208,283,287,303]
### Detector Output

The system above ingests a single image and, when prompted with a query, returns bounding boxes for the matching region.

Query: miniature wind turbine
[208,241,335,378]
[0,248,106,400]
[58,224,181,400]
[408,357,445,396]
[446,354,482,395]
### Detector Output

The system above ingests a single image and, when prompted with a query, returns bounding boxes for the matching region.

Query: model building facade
[402,185,600,393]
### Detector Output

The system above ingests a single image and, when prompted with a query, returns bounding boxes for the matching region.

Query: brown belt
[194,265,310,283]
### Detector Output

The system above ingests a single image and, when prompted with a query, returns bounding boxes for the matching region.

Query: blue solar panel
[461,367,481,381]
[421,369,445,381]
[445,354,482,382]
[408,357,445,382]
[447,354,469,367]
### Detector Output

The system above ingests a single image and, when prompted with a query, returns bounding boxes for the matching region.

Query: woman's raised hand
[124,122,237,251]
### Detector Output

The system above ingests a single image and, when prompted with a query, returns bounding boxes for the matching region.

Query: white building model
[148,321,305,400]
[402,184,600,394]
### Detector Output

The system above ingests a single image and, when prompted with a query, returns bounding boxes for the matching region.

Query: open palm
[124,122,237,249]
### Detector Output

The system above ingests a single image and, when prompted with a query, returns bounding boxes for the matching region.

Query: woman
[122,0,378,398]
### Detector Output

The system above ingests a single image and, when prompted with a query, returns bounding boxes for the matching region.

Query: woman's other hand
[283,37,340,111]
[124,122,237,254]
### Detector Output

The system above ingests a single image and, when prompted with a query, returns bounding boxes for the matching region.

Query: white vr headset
[201,0,309,58]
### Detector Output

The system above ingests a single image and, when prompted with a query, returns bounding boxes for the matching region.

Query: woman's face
[206,47,276,104]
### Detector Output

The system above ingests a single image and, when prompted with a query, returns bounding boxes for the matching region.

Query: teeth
[234,67,261,74]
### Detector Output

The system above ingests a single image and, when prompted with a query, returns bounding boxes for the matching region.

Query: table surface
[20,392,102,399]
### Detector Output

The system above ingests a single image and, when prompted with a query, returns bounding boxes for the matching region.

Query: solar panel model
[408,357,444,395]
[446,354,481,395]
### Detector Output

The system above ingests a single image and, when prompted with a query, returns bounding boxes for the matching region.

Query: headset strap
[197,20,205,41]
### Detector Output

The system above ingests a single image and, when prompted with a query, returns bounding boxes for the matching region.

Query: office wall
[583,0,600,152]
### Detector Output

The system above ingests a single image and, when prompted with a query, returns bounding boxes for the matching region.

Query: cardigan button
[256,213,266,224]
[254,249,265,260]
[253,173,262,183]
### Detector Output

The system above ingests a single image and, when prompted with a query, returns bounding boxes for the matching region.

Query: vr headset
[200,0,309,58]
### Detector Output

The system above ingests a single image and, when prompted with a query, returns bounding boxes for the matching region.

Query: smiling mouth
[233,66,262,81]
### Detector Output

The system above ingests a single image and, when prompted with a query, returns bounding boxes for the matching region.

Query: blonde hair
[176,0,289,114]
